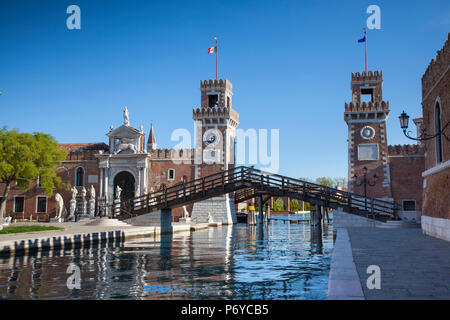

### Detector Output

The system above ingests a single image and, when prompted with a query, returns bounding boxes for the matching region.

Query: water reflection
[0,219,333,300]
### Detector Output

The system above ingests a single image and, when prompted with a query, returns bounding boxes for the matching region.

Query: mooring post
[258,195,264,224]
[311,205,322,227]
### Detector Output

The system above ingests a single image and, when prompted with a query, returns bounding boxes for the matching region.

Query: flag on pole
[208,46,216,54]
[358,29,368,73]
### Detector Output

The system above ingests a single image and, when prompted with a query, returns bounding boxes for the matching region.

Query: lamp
[399,110,449,141]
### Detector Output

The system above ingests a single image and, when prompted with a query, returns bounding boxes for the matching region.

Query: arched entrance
[113,171,135,201]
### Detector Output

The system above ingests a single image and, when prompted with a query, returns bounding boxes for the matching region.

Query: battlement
[422,33,450,98]
[193,106,239,122]
[150,148,195,160]
[388,144,425,157]
[351,70,383,82]
[200,79,232,91]
[345,101,390,112]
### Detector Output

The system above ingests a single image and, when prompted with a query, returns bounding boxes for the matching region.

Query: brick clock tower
[190,79,239,224]
[344,71,393,200]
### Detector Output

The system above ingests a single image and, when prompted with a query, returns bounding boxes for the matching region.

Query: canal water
[0,218,333,300]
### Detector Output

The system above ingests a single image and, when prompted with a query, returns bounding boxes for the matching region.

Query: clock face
[361,126,375,140]
[203,129,220,147]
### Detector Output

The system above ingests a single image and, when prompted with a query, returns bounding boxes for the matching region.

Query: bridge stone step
[190,196,237,224]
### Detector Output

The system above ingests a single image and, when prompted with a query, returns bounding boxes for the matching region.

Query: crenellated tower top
[422,32,450,99]
[200,79,233,109]
[345,70,389,124]
[350,70,383,104]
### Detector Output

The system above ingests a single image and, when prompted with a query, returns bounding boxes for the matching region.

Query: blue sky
[0,0,449,179]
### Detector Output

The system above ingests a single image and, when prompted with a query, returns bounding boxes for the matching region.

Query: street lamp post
[399,110,449,141]
[353,166,377,211]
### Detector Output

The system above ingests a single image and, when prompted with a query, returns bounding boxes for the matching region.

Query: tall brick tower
[193,79,239,179]
[190,79,239,224]
[344,71,393,200]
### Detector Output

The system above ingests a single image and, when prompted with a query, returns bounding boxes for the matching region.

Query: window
[402,200,416,211]
[361,87,374,103]
[37,196,47,213]
[208,94,218,108]
[168,169,175,182]
[435,101,443,164]
[14,196,25,213]
[75,167,84,186]
[37,175,42,187]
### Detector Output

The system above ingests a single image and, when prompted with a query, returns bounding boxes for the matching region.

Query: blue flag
[358,36,366,43]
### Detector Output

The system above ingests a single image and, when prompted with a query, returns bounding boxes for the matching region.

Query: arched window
[435,101,443,164]
[168,168,175,182]
[75,167,84,186]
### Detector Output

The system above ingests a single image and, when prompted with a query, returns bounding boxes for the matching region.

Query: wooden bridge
[112,166,395,223]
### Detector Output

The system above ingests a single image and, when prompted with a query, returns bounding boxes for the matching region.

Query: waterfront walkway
[348,227,450,299]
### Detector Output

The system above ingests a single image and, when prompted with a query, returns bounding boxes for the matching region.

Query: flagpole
[364,28,367,74]
[215,37,218,80]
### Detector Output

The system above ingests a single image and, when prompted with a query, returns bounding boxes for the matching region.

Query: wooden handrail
[111,165,395,220]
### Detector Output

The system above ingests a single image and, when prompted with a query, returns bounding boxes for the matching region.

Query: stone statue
[114,138,137,154]
[89,185,96,199]
[115,185,122,200]
[123,106,130,126]
[71,186,78,200]
[140,125,143,133]
[136,184,140,197]
[182,205,189,218]
[55,193,65,219]
[81,186,87,199]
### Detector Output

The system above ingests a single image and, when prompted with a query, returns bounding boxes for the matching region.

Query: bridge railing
[112,166,395,219]
[239,166,394,216]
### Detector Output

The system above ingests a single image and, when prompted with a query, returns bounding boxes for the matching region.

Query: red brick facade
[0,143,108,221]
[345,71,425,215]
[0,79,238,223]
[421,33,450,224]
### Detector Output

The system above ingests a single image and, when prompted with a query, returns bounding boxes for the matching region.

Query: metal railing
[109,166,395,220]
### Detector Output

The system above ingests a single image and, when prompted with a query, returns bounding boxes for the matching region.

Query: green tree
[289,199,301,211]
[0,127,67,223]
[333,177,348,189]
[315,177,334,187]
[273,198,284,211]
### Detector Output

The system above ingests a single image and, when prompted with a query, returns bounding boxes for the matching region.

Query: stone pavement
[347,227,450,300]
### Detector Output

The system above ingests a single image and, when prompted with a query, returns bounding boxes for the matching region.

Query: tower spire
[147,122,157,151]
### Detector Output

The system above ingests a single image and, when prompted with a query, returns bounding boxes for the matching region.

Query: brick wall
[421,33,450,221]
[388,145,425,211]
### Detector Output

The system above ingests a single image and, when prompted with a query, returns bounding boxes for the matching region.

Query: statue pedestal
[179,217,191,223]
[114,199,121,217]
[88,199,96,218]
[69,200,76,220]
[81,199,88,216]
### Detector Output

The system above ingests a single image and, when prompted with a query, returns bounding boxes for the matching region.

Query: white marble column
[100,168,104,197]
